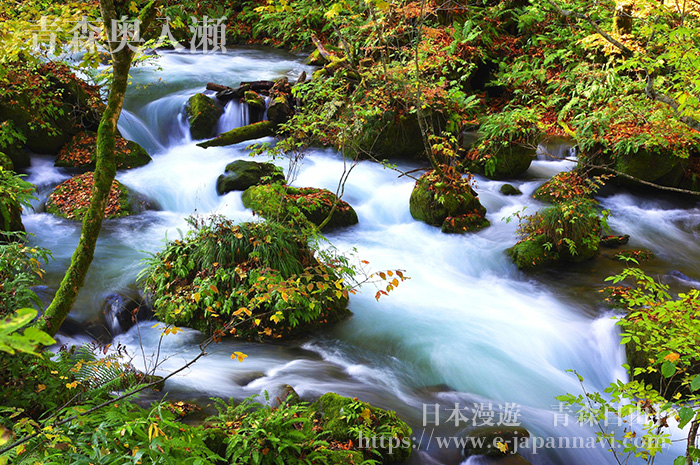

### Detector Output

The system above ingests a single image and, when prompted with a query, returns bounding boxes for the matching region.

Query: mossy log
[196,121,277,148]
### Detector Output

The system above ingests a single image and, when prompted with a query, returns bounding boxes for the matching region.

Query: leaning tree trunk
[37,0,158,336]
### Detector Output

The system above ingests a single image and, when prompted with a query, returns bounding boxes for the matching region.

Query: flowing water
[21,48,700,465]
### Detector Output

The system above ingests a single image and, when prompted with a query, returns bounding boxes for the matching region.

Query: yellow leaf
[281,292,289,302]
[254,318,261,326]
[193,292,201,303]
[231,351,248,362]
[36,384,46,393]
[360,408,371,422]
[495,441,508,453]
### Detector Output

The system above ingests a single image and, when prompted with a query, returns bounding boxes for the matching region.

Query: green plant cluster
[206,392,411,464]
[140,217,351,339]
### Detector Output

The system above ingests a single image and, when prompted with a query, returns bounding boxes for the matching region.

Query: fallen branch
[311,32,334,61]
[197,121,277,149]
[206,82,231,92]
[646,73,700,131]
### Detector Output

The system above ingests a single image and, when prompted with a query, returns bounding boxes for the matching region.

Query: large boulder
[0,62,103,155]
[466,143,535,180]
[55,131,151,170]
[242,184,359,230]
[46,172,150,220]
[347,111,426,160]
[185,93,223,140]
[216,160,285,195]
[409,169,489,233]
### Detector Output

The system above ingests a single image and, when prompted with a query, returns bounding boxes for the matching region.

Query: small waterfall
[217,100,250,133]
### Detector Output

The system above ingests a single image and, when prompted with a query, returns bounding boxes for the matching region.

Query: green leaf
[674,456,686,465]
[691,375,700,392]
[661,360,676,379]
[679,407,695,429]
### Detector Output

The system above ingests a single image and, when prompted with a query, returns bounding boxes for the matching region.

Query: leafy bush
[140,217,351,339]
[0,240,51,315]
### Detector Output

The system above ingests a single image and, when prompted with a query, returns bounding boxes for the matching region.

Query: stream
[21,47,700,465]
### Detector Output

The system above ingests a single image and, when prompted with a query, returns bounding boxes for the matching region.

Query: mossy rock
[508,231,599,270]
[462,425,530,457]
[244,90,266,111]
[442,214,491,233]
[614,147,685,186]
[468,143,535,180]
[242,184,359,230]
[185,93,223,140]
[2,144,30,170]
[409,169,488,233]
[142,220,351,339]
[347,110,427,160]
[55,131,151,170]
[0,152,13,171]
[0,62,103,155]
[216,160,285,195]
[500,183,521,196]
[267,95,291,124]
[507,234,556,270]
[46,172,139,220]
[313,392,412,463]
[533,171,593,203]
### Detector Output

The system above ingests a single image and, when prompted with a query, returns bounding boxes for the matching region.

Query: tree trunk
[36,0,158,337]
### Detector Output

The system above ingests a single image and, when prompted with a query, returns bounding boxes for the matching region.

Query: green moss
[442,214,490,233]
[409,169,488,233]
[185,93,223,140]
[500,183,522,196]
[216,160,285,195]
[347,110,426,160]
[244,90,266,110]
[467,143,535,180]
[197,121,277,148]
[242,183,359,230]
[507,234,555,270]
